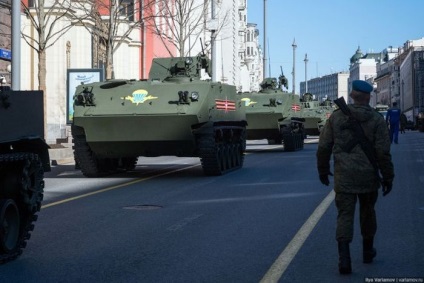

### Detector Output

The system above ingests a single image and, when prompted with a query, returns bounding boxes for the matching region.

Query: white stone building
[12,0,262,144]
[396,38,424,120]
[241,23,263,92]
[374,47,399,106]
[348,46,382,106]
[188,0,262,92]
[19,1,142,143]
[300,72,349,102]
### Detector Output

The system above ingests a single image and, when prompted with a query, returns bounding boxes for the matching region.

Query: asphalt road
[1,134,423,283]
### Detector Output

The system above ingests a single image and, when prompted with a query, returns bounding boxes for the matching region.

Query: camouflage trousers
[335,191,378,242]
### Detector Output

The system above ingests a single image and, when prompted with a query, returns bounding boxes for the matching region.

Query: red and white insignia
[216,99,236,112]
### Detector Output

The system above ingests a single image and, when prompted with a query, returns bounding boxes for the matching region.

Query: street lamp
[292,39,297,95]
[401,80,404,112]
[304,53,308,93]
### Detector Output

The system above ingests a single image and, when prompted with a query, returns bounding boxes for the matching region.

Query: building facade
[346,38,424,121]
[300,72,349,102]
[374,47,399,106]
[372,38,424,121]
[348,46,382,106]
[0,0,11,84]
[2,0,264,143]
[397,39,424,120]
[15,0,178,143]
[239,22,263,92]
[185,0,262,92]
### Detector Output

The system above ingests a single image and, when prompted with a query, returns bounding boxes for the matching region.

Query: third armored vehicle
[375,104,389,120]
[297,93,334,136]
[240,75,305,151]
[72,53,247,176]
[0,81,50,263]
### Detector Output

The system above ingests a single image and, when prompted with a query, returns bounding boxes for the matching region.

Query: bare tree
[21,0,76,93]
[146,0,230,57]
[21,0,77,139]
[68,0,155,80]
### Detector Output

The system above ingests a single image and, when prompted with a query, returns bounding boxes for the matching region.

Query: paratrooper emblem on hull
[121,89,158,105]
[241,98,257,107]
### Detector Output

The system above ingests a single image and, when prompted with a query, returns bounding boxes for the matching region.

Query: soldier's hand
[319,172,333,186]
[382,180,393,196]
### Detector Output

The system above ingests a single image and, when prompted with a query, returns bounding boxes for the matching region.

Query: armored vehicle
[0,83,50,263]
[240,75,305,151]
[375,104,389,120]
[296,93,334,136]
[72,54,247,177]
[316,97,335,133]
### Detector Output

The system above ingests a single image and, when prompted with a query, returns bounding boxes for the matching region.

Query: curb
[48,147,74,165]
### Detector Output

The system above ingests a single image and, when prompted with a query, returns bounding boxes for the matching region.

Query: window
[119,0,134,21]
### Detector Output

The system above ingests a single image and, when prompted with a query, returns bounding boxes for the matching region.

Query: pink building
[141,0,176,79]
[21,0,176,80]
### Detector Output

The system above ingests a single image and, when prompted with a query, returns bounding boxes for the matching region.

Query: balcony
[239,0,246,9]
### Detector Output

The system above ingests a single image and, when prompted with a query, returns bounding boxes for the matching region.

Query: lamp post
[401,80,404,113]
[211,0,217,82]
[292,38,297,95]
[304,53,308,93]
[11,0,20,89]
[263,0,267,78]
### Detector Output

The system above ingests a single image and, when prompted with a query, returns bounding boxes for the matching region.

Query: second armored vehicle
[72,54,247,177]
[240,75,305,151]
[0,83,50,263]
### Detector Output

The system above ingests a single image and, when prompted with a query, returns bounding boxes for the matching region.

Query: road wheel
[121,157,138,171]
[20,156,44,213]
[0,199,20,254]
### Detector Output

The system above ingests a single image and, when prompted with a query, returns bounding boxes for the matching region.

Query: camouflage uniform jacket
[316,104,394,193]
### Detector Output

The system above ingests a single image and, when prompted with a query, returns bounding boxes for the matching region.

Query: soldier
[386,102,401,143]
[316,80,394,274]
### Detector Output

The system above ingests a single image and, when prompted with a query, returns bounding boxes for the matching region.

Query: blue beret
[352,80,373,93]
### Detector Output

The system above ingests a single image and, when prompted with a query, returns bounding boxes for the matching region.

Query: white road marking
[260,189,335,283]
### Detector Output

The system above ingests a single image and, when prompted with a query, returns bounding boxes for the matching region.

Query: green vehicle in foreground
[0,85,50,263]
[72,54,247,177]
[240,76,305,151]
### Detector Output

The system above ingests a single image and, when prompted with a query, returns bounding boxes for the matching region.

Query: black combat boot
[338,241,352,274]
[363,238,377,263]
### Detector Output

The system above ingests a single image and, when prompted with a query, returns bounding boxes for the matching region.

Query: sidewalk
[48,144,74,165]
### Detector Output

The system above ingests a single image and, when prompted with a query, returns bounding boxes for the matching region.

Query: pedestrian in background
[316,80,394,275]
[386,102,401,143]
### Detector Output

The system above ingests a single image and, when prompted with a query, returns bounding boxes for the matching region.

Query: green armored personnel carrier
[375,104,389,120]
[71,53,247,176]
[0,82,50,263]
[297,93,334,136]
[240,75,305,151]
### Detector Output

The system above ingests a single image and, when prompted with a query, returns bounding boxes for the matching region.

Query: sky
[247,0,424,93]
